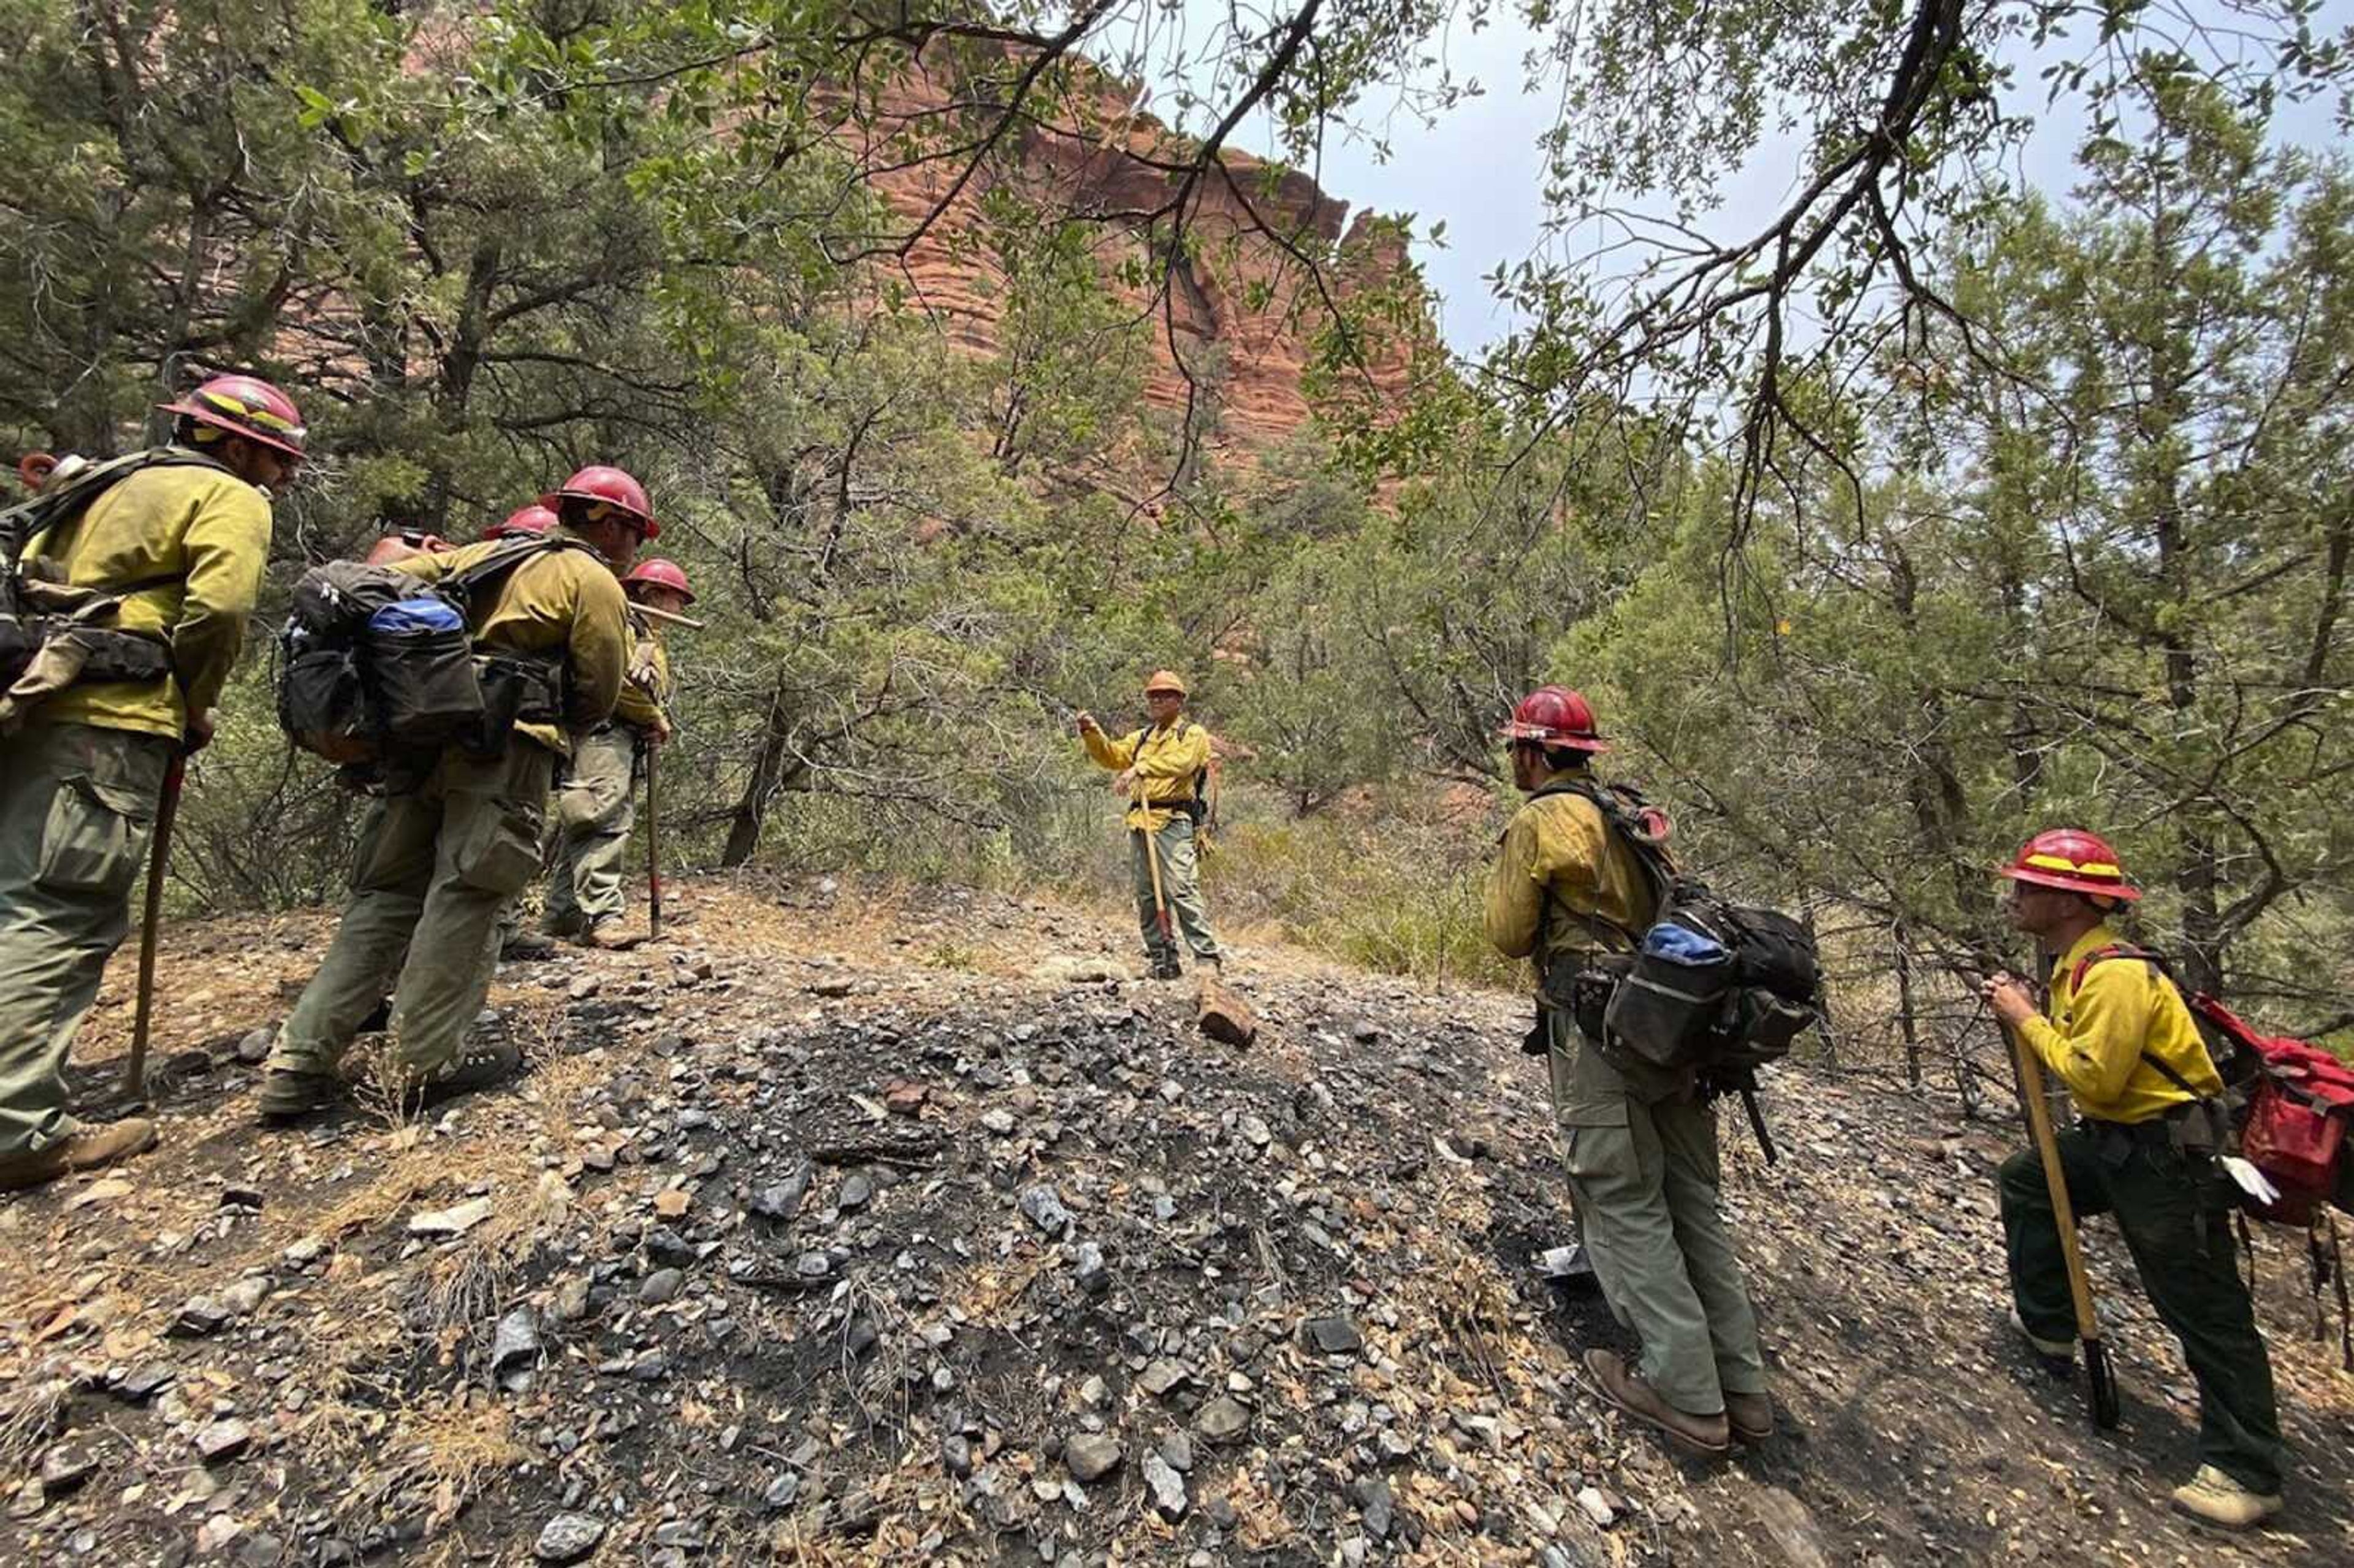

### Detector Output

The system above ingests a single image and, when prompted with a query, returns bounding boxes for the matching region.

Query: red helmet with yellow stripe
[1999,829,2141,903]
[156,374,307,460]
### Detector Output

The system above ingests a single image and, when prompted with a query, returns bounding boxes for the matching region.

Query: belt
[2082,1116,2179,1147]
[2082,1098,2217,1153]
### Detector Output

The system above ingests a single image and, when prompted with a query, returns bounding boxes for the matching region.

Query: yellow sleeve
[1484,812,1544,959]
[169,482,272,715]
[1083,726,1137,771]
[1131,723,1209,780]
[564,565,631,730]
[388,548,457,584]
[1531,798,1611,898]
[2021,966,2151,1108]
[612,625,666,728]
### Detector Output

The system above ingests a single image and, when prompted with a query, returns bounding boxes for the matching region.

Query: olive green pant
[2001,1126,2284,1493]
[544,725,639,934]
[0,722,174,1156]
[1131,815,1219,965]
[273,744,552,1077]
[1548,1010,1767,1415]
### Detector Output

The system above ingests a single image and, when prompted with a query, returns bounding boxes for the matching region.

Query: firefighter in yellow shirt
[260,466,646,1119]
[1983,829,2282,1529]
[1076,669,1222,979]
[0,375,301,1190]
[1484,685,1769,1459]
[540,557,685,946]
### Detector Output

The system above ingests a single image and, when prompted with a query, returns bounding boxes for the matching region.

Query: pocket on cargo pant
[35,775,154,897]
[452,799,544,896]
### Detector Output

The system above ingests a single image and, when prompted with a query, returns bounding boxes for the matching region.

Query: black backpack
[1532,777,1821,1078]
[1,450,235,709]
[278,537,588,764]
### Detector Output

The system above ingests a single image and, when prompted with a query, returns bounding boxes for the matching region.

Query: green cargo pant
[0,722,174,1157]
[1549,1010,1767,1415]
[1131,814,1219,965]
[544,725,637,934]
[2001,1126,2284,1493]
[272,743,553,1078]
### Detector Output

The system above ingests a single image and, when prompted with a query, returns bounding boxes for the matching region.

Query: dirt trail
[1,876,2347,1566]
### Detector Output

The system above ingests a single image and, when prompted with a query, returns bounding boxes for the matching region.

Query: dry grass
[0,1376,69,1472]
[300,1386,527,1537]
[406,1168,571,1338]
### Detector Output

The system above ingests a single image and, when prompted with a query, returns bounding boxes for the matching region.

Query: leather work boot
[576,919,642,952]
[399,1038,523,1112]
[1726,1390,1774,1445]
[1149,956,1184,981]
[0,1117,159,1192]
[2169,1466,2284,1531]
[259,1068,344,1121]
[1581,1349,1731,1456]
[500,932,559,961]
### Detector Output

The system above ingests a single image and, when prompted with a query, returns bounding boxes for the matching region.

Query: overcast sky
[1149,5,2347,357]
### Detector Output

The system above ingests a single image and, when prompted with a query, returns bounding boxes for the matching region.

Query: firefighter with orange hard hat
[1983,828,2284,1528]
[1484,685,1772,1460]
[0,373,304,1189]
[1076,669,1222,979]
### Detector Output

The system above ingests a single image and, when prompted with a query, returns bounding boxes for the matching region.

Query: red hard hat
[623,557,694,603]
[485,504,558,541]
[1999,829,2141,903]
[1498,685,1608,752]
[539,464,658,540]
[155,374,307,460]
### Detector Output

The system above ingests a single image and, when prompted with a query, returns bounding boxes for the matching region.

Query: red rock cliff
[844,57,1423,455]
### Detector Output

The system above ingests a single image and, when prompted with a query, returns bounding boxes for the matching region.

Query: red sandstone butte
[839,54,1425,454]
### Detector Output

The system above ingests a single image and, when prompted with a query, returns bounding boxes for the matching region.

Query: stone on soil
[533,1512,607,1564]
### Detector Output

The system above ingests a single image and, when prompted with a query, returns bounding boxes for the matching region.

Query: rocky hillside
[1,878,2347,1567]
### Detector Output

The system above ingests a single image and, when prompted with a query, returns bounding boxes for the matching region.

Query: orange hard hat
[1998,829,2140,903]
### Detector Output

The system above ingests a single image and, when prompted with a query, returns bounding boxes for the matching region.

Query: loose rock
[1064,1433,1124,1483]
[408,1197,494,1237]
[533,1512,607,1564]
[1195,1396,1251,1444]
[1142,1452,1189,1521]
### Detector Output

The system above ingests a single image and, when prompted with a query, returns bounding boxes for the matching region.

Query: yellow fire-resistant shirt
[612,618,671,732]
[1084,717,1209,831]
[23,457,273,740]
[389,539,629,755]
[1484,767,1661,973]
[2020,925,2224,1125]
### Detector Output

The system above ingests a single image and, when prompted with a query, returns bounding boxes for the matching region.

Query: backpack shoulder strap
[1525,775,1674,950]
[2070,943,2214,1100]
[1529,777,1677,909]
[442,535,592,605]
[2068,942,2168,994]
[4,447,237,565]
